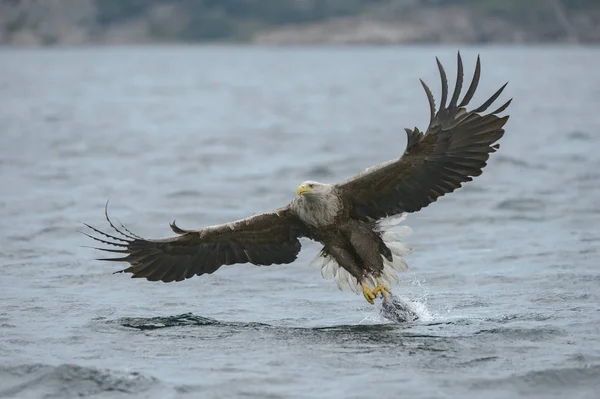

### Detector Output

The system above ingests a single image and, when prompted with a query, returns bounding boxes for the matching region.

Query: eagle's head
[296,181,330,198]
[292,181,341,227]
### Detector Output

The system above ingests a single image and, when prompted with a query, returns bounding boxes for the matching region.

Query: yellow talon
[362,279,392,304]
[362,283,376,305]
[372,278,392,301]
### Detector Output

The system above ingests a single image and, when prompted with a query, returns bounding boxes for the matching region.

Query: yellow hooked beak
[297,184,313,196]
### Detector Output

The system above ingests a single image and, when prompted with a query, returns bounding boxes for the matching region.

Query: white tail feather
[382,264,400,284]
[378,212,408,228]
[320,258,337,279]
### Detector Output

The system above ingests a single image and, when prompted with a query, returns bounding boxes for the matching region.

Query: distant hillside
[1,0,599,45]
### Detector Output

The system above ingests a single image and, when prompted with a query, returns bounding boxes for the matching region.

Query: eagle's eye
[308,184,314,188]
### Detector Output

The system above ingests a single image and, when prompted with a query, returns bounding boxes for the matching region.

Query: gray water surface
[1,46,599,399]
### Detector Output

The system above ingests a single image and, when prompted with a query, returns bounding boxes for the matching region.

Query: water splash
[380,293,434,323]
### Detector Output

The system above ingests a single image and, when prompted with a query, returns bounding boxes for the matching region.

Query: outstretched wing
[336,53,511,222]
[83,204,309,282]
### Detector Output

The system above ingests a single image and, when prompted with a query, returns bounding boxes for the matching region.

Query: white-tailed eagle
[84,53,510,304]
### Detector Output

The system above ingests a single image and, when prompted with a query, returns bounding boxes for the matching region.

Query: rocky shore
[1,0,598,46]
[253,4,600,45]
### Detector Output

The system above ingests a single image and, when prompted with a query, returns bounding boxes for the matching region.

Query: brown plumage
[336,54,510,221]
[84,53,511,304]
[83,206,308,283]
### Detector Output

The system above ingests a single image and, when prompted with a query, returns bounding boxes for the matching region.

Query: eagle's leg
[372,277,392,301]
[327,243,378,304]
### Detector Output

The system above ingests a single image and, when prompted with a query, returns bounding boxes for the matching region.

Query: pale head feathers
[291,181,342,227]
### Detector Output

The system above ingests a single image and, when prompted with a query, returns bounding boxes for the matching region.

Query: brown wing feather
[84,203,308,282]
[336,53,511,222]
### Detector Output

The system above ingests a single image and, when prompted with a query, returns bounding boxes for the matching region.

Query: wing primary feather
[335,54,510,220]
[181,251,203,279]
[104,201,137,240]
[120,257,162,276]
[146,261,175,282]
[79,230,128,248]
[124,250,163,266]
[472,82,508,113]
[491,98,513,115]
[82,223,130,243]
[458,55,481,107]
[449,52,464,108]
[162,258,189,282]
[84,246,129,254]
[115,218,143,240]
[436,57,448,110]
[420,79,436,126]
[96,255,132,262]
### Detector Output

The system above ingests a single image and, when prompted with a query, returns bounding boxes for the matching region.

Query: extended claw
[373,278,392,301]
[362,283,376,305]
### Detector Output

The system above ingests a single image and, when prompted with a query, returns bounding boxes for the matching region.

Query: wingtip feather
[492,98,512,115]
[473,82,508,114]
[436,57,448,110]
[420,79,436,125]
[459,55,481,107]
[449,51,464,108]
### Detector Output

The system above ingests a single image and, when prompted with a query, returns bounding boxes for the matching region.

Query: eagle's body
[290,183,410,298]
[85,54,511,304]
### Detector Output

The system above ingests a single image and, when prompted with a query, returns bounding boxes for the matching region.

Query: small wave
[495,198,546,212]
[471,365,600,395]
[474,326,566,341]
[306,164,334,178]
[0,363,158,399]
[495,154,545,169]
[165,189,203,198]
[458,356,500,367]
[114,313,271,331]
[486,313,554,323]
[576,171,600,182]
[567,130,592,141]
[307,323,416,348]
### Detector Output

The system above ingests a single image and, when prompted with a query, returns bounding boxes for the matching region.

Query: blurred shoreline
[1,0,599,46]
[252,5,598,46]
